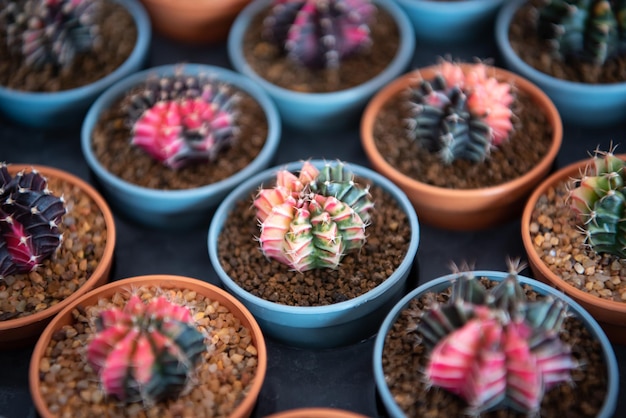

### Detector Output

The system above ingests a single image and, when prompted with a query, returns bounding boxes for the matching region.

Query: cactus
[568,146,626,257]
[407,62,514,164]
[253,160,374,272]
[125,70,240,170]
[417,261,576,415]
[0,163,66,281]
[535,0,626,66]
[262,0,377,69]
[86,294,206,403]
[0,0,102,70]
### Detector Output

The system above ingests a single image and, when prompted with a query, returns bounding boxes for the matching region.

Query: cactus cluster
[407,62,514,164]
[0,164,66,281]
[262,0,377,69]
[125,70,240,170]
[535,0,626,66]
[568,147,626,257]
[417,262,576,415]
[0,0,102,70]
[86,294,206,403]
[253,160,374,272]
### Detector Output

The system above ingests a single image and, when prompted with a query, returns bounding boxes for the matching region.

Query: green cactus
[535,0,626,66]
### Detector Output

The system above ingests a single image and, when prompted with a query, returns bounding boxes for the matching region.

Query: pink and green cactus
[0,163,66,281]
[568,146,626,258]
[86,294,206,403]
[0,0,102,70]
[407,61,514,164]
[417,262,576,415]
[535,0,626,66]
[263,0,377,69]
[253,161,374,272]
[124,70,240,170]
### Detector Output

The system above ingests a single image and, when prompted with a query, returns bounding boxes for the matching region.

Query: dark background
[1,25,625,418]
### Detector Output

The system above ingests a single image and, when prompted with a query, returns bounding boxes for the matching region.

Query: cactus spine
[417,261,576,415]
[263,0,377,69]
[407,62,514,164]
[253,161,374,272]
[86,294,206,403]
[0,163,66,281]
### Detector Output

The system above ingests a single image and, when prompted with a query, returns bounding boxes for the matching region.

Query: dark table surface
[1,28,625,418]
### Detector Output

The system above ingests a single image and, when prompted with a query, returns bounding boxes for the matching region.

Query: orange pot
[360,63,563,230]
[521,157,626,345]
[266,408,368,418]
[0,164,116,349]
[140,0,251,44]
[29,275,267,418]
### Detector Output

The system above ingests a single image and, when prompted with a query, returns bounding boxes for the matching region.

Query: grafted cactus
[535,0,626,66]
[125,70,240,170]
[86,294,206,403]
[0,0,102,70]
[568,147,626,257]
[418,261,576,416]
[407,62,514,164]
[263,0,377,69]
[253,161,374,272]
[0,163,66,281]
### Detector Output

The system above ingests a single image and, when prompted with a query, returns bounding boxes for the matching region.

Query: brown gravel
[528,177,626,302]
[37,286,260,418]
[0,0,137,92]
[0,176,108,321]
[217,181,412,306]
[381,277,609,417]
[241,4,400,93]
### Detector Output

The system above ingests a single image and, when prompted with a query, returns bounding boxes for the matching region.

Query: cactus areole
[253,160,374,272]
[263,0,377,69]
[125,69,241,170]
[0,163,66,281]
[417,264,576,415]
[86,294,206,403]
[407,61,514,165]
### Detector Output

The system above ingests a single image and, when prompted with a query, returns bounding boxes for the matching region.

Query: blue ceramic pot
[0,0,151,129]
[393,0,506,44]
[207,160,420,348]
[374,270,619,418]
[495,0,626,126]
[227,0,415,131]
[81,63,281,229]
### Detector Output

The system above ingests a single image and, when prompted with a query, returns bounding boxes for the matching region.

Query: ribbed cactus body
[0,0,101,69]
[87,294,206,403]
[0,164,66,280]
[253,161,373,272]
[407,62,514,165]
[536,0,626,65]
[263,0,376,69]
[126,70,240,170]
[418,265,575,415]
[569,149,626,257]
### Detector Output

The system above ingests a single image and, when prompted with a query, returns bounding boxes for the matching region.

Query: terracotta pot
[0,164,116,349]
[29,275,267,418]
[360,63,563,231]
[266,408,368,418]
[521,156,626,345]
[141,0,250,44]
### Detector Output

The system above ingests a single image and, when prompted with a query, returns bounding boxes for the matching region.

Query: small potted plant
[0,0,151,128]
[374,261,619,417]
[360,59,562,230]
[227,0,415,130]
[496,0,626,126]
[208,159,420,348]
[29,275,267,417]
[521,145,626,345]
[81,63,281,229]
[0,163,116,349]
